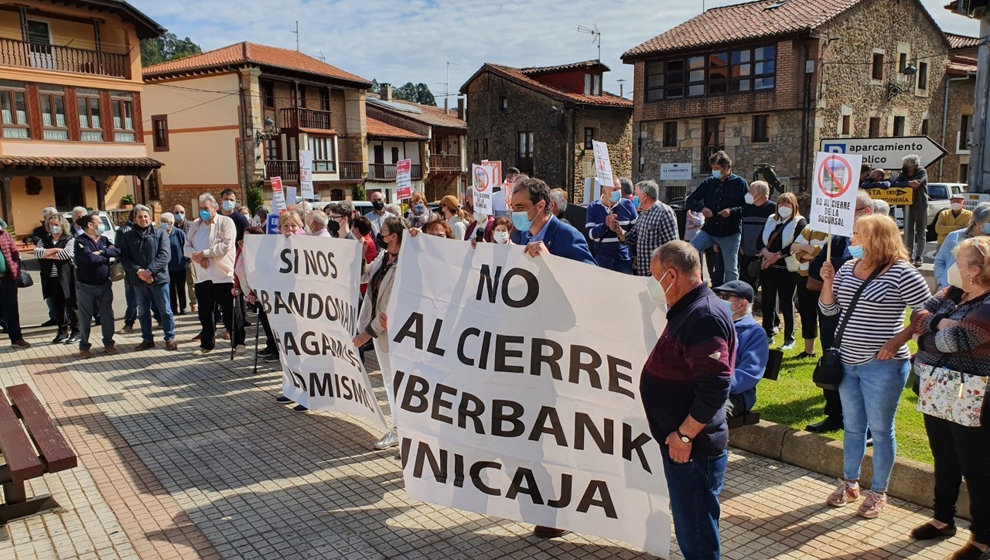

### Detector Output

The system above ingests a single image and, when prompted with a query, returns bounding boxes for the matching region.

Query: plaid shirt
[626,202,679,276]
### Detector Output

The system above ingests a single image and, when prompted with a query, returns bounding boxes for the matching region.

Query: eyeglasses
[329,215,344,221]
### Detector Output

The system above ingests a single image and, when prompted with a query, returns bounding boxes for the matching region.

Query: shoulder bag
[813,262,888,390]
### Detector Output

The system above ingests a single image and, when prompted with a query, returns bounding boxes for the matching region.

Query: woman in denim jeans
[819,214,930,519]
[909,236,990,560]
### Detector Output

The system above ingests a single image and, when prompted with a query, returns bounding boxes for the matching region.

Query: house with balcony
[364,87,467,202]
[622,0,952,196]
[142,41,370,209]
[460,60,632,203]
[945,0,988,191]
[0,0,165,236]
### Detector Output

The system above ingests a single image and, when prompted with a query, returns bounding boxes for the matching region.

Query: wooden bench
[728,348,783,429]
[0,384,77,523]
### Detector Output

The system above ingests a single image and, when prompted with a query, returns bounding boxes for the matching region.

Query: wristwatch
[676,429,692,444]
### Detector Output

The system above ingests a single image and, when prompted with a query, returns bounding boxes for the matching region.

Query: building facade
[946,0,989,191]
[142,42,370,210]
[623,0,958,198]
[460,61,632,203]
[0,0,165,236]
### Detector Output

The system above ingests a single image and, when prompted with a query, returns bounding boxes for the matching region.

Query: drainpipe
[238,70,252,199]
[799,43,812,193]
[941,76,970,180]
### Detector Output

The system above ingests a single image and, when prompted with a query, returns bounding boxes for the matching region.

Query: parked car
[893,182,966,240]
[60,210,117,244]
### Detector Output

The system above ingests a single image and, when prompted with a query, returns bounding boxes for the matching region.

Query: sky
[131,0,983,105]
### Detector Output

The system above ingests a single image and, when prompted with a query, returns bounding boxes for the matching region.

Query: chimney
[457,97,465,120]
[381,83,393,102]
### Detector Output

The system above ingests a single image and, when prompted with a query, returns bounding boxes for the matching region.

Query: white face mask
[647,271,670,305]
[951,202,963,212]
[744,193,755,205]
[778,206,793,219]
[493,230,510,244]
[50,225,62,236]
[947,263,966,289]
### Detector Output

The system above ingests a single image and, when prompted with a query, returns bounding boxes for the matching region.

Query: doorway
[53,176,84,210]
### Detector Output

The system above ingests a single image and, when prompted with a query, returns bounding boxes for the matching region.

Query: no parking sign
[809,152,861,238]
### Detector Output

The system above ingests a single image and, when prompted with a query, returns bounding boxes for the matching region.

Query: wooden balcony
[279,107,332,131]
[429,154,462,172]
[338,161,365,180]
[266,159,299,181]
[368,163,423,181]
[0,38,129,79]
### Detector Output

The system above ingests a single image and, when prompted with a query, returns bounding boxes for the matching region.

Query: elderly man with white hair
[608,180,679,276]
[890,154,928,267]
[70,206,89,237]
[307,210,333,238]
[184,193,242,355]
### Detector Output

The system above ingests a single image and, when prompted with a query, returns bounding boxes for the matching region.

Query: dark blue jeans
[134,281,175,343]
[596,254,633,274]
[662,448,728,560]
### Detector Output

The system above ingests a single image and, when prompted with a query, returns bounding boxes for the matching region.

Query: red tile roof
[367,95,466,129]
[947,56,978,76]
[946,32,981,50]
[460,63,632,108]
[624,0,866,59]
[144,42,370,86]
[520,60,611,75]
[0,156,162,170]
[366,117,428,140]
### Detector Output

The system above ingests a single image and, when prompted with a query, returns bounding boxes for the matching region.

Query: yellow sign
[867,187,913,206]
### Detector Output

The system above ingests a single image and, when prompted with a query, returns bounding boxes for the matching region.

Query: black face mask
[372,200,384,211]
[902,167,909,174]
[327,220,340,235]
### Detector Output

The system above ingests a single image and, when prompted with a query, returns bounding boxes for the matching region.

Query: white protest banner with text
[244,235,387,432]
[592,140,614,187]
[810,151,862,238]
[472,163,498,215]
[299,149,315,201]
[271,177,287,214]
[396,159,412,200]
[387,235,670,557]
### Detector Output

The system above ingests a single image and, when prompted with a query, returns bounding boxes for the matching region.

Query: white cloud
[132,0,981,104]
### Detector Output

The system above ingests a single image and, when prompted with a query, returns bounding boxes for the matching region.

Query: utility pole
[292,20,299,51]
[617,78,626,97]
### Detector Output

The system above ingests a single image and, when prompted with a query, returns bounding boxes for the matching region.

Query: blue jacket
[118,225,170,285]
[686,174,750,237]
[585,198,637,263]
[73,233,121,286]
[934,228,967,289]
[729,314,770,414]
[511,215,597,266]
[167,228,187,272]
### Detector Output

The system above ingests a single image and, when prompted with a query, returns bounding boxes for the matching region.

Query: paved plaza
[0,309,977,560]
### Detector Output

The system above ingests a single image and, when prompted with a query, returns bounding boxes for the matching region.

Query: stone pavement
[0,312,976,560]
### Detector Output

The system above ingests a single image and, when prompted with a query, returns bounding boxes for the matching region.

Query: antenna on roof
[317,51,325,62]
[292,20,299,51]
[577,23,601,61]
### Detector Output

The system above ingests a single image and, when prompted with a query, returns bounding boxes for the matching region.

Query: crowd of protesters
[0,147,987,560]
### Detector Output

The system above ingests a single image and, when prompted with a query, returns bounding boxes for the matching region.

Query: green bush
[119,194,135,206]
[246,182,265,212]
[352,184,367,201]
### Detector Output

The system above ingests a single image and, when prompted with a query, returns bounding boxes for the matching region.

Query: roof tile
[366,117,429,140]
[945,32,981,50]
[0,156,162,169]
[474,63,632,108]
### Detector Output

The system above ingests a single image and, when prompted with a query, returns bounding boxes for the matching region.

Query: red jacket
[0,230,21,280]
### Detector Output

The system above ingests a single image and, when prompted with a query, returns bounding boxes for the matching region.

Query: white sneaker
[373,428,399,450]
[192,348,212,356]
[234,344,247,355]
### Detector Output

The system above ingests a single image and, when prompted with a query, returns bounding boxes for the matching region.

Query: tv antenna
[292,20,299,51]
[577,24,601,61]
[436,61,457,109]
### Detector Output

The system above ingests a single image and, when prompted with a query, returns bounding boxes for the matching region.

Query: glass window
[663,121,677,148]
[152,115,168,151]
[111,92,135,142]
[752,115,769,142]
[584,127,594,149]
[309,136,335,172]
[0,82,29,139]
[39,86,68,140]
[645,61,664,102]
[77,90,102,142]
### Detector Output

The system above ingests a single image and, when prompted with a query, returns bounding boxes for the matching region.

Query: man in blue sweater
[687,150,749,282]
[714,280,769,418]
[585,178,637,273]
[74,212,121,358]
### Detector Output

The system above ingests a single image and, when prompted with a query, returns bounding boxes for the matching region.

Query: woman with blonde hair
[34,213,79,343]
[908,236,990,559]
[819,214,931,519]
[278,211,306,237]
[405,191,433,229]
[439,195,469,240]
[757,191,806,349]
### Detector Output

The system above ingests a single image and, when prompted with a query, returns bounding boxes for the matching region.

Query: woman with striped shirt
[819,214,931,519]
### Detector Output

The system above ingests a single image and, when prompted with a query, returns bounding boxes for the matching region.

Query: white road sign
[820,136,946,170]
[660,163,692,181]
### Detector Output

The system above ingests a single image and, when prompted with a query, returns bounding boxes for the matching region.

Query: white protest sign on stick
[271,177,287,214]
[810,151,862,239]
[472,163,498,215]
[482,160,506,213]
[244,235,387,432]
[387,234,670,557]
[396,159,412,200]
[299,149,315,201]
[592,140,614,187]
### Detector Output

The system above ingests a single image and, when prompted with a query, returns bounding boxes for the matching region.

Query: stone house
[940,33,979,184]
[142,42,371,210]
[944,0,988,191]
[460,60,633,203]
[364,88,467,202]
[622,0,960,199]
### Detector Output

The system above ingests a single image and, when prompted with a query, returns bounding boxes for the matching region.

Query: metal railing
[338,161,364,180]
[429,154,462,171]
[265,159,299,180]
[279,107,332,130]
[369,163,423,181]
[0,38,129,79]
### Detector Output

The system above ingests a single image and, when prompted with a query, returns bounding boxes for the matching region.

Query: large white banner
[244,235,388,432]
[387,235,670,557]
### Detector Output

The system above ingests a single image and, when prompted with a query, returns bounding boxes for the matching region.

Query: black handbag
[813,262,888,390]
[16,267,33,288]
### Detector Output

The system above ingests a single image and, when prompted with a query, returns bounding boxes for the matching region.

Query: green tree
[373,80,436,106]
[352,184,367,201]
[140,33,203,67]
[246,182,265,213]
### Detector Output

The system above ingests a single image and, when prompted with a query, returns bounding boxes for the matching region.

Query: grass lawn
[755,313,933,465]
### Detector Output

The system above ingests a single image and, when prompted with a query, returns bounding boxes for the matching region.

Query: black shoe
[264,354,280,363]
[532,526,569,538]
[866,428,874,447]
[52,330,68,344]
[258,347,278,357]
[913,260,923,268]
[910,521,957,540]
[805,417,844,433]
[65,331,81,344]
[796,351,817,359]
[276,396,292,403]
[292,404,308,412]
[40,319,58,327]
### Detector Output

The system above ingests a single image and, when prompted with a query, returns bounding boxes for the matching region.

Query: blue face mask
[97,224,107,234]
[848,244,864,259]
[984,223,990,235]
[175,212,185,222]
[221,200,236,212]
[633,196,641,208]
[511,210,533,232]
[721,299,734,314]
[712,170,723,180]
[609,190,622,203]
[161,222,169,230]
[199,210,212,222]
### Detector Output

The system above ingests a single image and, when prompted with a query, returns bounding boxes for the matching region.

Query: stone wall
[572,109,633,204]
[937,76,975,183]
